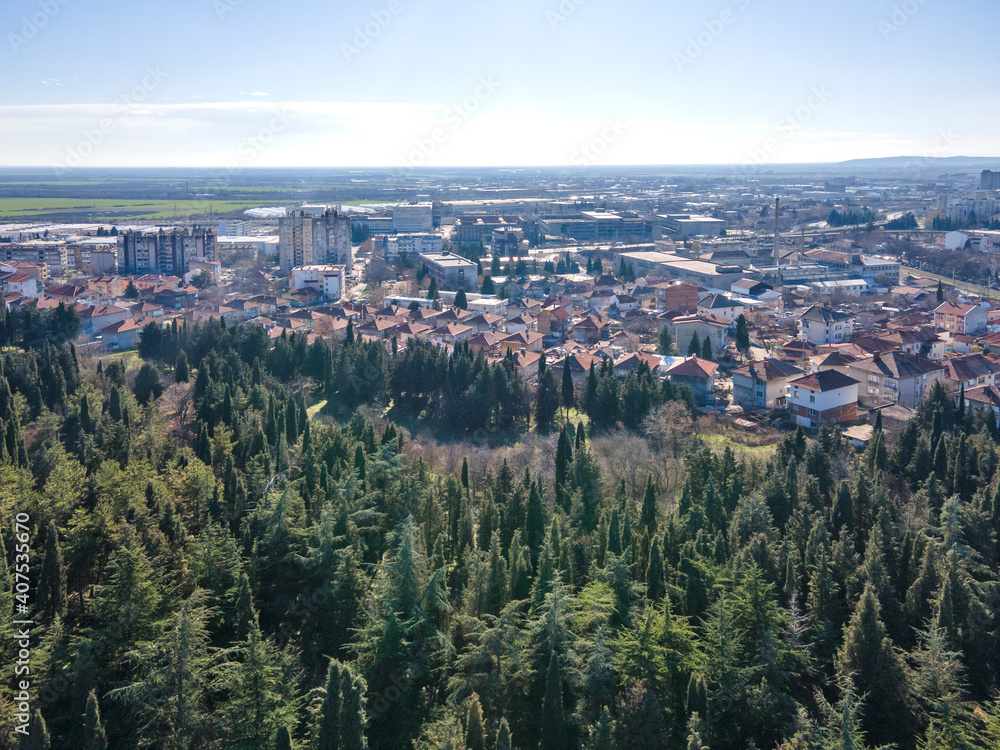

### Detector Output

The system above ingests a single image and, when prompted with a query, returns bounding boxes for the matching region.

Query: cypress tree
[645,539,665,601]
[316,660,343,749]
[835,585,909,746]
[640,474,657,536]
[561,355,574,416]
[175,350,189,382]
[496,717,512,750]
[82,690,108,750]
[541,651,565,750]
[465,694,486,750]
[24,710,50,750]
[38,521,66,621]
[79,394,92,434]
[687,332,700,356]
[274,726,292,750]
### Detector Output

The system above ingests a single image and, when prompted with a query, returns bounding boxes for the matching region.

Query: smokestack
[773,197,781,285]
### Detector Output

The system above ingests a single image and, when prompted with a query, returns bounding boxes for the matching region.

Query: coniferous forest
[4,307,1000,749]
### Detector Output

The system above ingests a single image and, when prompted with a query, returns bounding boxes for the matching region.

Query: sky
[1,0,998,168]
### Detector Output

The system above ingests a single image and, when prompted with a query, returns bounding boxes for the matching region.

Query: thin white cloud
[250,91,269,97]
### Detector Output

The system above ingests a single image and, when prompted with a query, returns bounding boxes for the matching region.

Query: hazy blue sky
[2,0,997,167]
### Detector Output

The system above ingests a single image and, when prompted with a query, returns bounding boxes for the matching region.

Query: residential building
[846,352,947,408]
[386,233,442,261]
[290,265,344,301]
[652,281,699,312]
[798,305,855,345]
[669,313,729,356]
[945,353,1000,390]
[118,229,217,275]
[697,293,744,321]
[419,251,478,291]
[393,202,433,232]
[731,359,804,410]
[934,301,988,336]
[788,369,859,428]
[278,206,352,270]
[664,356,719,406]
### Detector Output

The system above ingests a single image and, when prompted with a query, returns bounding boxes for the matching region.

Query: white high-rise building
[393,202,433,232]
[278,205,352,270]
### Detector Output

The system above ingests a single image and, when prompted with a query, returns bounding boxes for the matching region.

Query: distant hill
[832,155,1000,171]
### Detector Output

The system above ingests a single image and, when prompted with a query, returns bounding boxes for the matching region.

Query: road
[901,265,996,300]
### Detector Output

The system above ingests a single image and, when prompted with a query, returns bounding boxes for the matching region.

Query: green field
[0,197,264,221]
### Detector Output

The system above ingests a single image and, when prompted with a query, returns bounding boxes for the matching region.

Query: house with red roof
[787,369,859,428]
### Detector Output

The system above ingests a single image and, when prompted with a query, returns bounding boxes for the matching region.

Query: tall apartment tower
[118,228,217,275]
[278,206,352,270]
[980,170,1000,191]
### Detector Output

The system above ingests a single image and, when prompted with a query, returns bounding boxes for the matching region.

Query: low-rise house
[945,353,1000,390]
[731,359,804,410]
[810,349,858,375]
[505,314,536,334]
[878,327,945,360]
[963,385,1000,420]
[846,352,947,408]
[100,318,144,350]
[664,356,719,407]
[554,352,601,385]
[613,351,662,378]
[798,305,856,345]
[430,322,474,347]
[465,312,504,333]
[0,273,41,298]
[670,313,729,357]
[393,321,432,342]
[468,331,501,353]
[698,293,744,321]
[787,369,859,429]
[571,315,611,343]
[498,329,544,354]
[513,350,542,380]
[78,304,129,334]
[934,301,988,336]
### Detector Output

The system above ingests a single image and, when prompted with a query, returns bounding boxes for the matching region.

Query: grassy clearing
[695,426,780,461]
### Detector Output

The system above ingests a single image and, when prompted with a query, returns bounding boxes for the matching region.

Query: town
[5,165,1000,444]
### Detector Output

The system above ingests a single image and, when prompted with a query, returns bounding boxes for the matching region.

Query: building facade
[279,206,352,270]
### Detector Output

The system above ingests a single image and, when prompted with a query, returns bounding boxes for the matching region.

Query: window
[869,374,880,383]
[809,394,815,403]
[808,408,817,417]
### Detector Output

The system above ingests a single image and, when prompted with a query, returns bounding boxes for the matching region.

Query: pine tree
[701,336,713,361]
[455,287,468,310]
[645,539,665,601]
